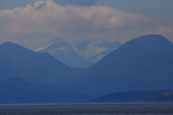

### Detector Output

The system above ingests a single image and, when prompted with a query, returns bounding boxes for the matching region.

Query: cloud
[0,0,172,48]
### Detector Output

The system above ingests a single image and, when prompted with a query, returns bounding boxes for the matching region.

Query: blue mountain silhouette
[76,35,173,96]
[0,34,173,103]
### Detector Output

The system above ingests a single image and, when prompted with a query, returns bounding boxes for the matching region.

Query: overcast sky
[0,0,172,49]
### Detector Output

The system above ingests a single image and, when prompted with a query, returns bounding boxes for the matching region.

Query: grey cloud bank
[0,0,172,48]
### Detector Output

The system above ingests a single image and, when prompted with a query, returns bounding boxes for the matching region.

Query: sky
[0,0,172,49]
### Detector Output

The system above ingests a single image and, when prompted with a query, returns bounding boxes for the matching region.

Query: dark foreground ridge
[0,104,173,115]
[91,90,173,103]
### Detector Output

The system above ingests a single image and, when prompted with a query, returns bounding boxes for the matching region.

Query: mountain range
[91,90,173,102]
[76,35,173,96]
[35,38,121,68]
[0,34,173,103]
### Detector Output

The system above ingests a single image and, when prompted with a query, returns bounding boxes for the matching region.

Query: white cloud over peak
[0,0,172,48]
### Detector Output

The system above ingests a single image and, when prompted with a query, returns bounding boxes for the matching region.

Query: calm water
[0,103,173,115]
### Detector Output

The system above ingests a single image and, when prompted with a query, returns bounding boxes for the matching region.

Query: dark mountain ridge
[90,90,173,103]
[75,35,173,96]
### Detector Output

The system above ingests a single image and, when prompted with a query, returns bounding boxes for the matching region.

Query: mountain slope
[36,38,121,68]
[0,42,84,95]
[90,90,173,102]
[76,35,173,96]
[35,38,93,68]
[0,78,87,104]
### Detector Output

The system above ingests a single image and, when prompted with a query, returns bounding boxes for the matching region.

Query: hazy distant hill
[91,90,173,102]
[76,35,173,96]
[35,38,121,68]
[0,78,88,104]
